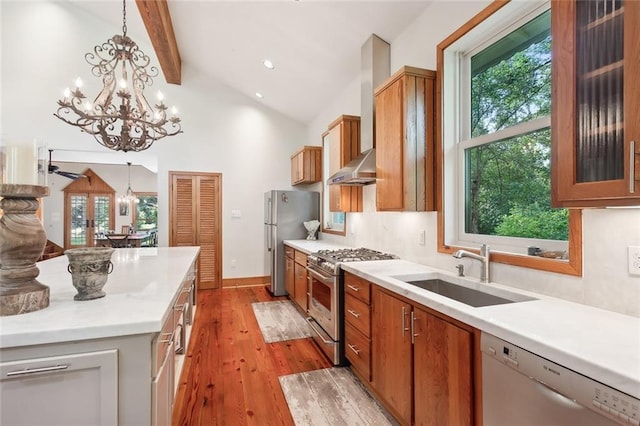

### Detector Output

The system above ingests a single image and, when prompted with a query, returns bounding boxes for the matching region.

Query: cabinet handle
[401,306,410,336]
[158,332,173,344]
[347,344,361,355]
[630,140,637,194]
[347,309,360,318]
[347,284,360,292]
[6,364,69,377]
[411,311,419,345]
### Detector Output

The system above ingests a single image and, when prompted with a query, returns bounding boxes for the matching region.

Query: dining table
[95,232,155,248]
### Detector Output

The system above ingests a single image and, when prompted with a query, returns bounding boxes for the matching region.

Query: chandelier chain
[122,0,127,37]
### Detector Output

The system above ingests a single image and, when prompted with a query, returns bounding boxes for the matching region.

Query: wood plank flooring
[173,286,331,425]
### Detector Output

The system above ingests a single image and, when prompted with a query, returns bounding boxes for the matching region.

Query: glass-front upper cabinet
[552,0,640,207]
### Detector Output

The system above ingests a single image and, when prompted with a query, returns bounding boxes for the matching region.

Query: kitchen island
[0,246,199,426]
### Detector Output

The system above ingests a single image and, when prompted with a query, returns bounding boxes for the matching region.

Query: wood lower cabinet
[286,247,308,312]
[291,146,322,185]
[375,66,436,212]
[372,285,476,426]
[344,272,372,381]
[285,247,295,297]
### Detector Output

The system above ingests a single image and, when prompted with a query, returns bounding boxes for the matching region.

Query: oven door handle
[306,267,335,285]
[306,317,336,345]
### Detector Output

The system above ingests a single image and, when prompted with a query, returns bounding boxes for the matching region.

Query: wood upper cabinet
[552,0,640,207]
[291,146,322,185]
[327,115,363,212]
[372,285,475,426]
[375,66,436,211]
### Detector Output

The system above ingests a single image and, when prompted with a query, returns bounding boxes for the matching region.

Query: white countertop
[0,247,200,349]
[340,259,640,400]
[283,239,352,253]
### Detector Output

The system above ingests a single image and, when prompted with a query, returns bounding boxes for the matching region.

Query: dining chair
[105,234,129,248]
[121,225,130,234]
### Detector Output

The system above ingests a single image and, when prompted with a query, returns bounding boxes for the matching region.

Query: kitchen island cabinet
[0,247,199,426]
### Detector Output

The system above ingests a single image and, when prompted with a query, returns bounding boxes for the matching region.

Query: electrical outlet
[629,246,640,276]
[418,230,426,246]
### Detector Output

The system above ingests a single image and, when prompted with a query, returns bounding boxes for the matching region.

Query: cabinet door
[1,350,118,426]
[372,288,412,425]
[552,0,640,206]
[413,306,473,426]
[294,261,308,311]
[285,256,295,297]
[376,67,435,212]
[328,116,363,213]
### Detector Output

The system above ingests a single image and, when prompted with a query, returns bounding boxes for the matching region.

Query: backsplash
[321,186,640,317]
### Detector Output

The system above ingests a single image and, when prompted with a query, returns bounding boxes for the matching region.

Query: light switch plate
[628,246,640,276]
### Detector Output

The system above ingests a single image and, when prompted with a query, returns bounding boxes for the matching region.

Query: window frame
[436,0,582,276]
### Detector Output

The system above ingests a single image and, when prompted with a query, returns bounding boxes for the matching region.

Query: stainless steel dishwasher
[481,333,640,426]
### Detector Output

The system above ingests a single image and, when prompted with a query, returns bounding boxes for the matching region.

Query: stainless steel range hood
[328,34,390,186]
[327,148,376,185]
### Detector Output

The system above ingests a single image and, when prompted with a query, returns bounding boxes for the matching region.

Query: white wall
[309,1,640,317]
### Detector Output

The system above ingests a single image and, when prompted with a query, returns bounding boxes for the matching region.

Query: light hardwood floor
[173,286,332,425]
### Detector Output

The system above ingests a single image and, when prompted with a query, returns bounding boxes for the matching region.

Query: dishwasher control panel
[481,333,640,426]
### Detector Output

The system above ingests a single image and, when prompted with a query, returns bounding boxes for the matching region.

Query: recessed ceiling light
[263,59,275,70]
[256,92,264,99]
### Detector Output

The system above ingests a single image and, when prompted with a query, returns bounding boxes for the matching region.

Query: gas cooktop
[307,247,397,275]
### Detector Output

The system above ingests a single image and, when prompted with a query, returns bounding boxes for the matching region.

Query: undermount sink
[395,276,536,307]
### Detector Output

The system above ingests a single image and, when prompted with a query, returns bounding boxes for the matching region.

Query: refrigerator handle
[267,225,272,252]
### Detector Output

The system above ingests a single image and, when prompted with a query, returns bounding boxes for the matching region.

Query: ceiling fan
[48,150,88,181]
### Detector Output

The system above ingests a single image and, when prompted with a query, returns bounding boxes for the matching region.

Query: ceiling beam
[135,0,182,85]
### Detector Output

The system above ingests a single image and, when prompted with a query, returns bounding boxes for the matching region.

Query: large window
[439,0,582,275]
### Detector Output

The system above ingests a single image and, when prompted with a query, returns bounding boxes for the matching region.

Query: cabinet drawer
[294,250,307,265]
[345,324,371,382]
[344,272,371,304]
[345,293,371,337]
[284,245,294,259]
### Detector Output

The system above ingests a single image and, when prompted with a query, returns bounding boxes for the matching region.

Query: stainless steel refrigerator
[264,190,320,296]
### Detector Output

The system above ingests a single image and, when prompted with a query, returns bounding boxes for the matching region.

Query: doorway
[63,169,115,249]
[169,172,222,290]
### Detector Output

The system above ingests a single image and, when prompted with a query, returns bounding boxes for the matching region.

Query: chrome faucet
[453,244,490,283]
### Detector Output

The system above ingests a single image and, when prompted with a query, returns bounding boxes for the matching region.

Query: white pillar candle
[2,143,38,185]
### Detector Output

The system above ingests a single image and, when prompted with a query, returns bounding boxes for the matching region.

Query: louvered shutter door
[196,175,220,289]
[171,175,197,246]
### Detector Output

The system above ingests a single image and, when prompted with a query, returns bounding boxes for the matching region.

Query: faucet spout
[452,244,490,283]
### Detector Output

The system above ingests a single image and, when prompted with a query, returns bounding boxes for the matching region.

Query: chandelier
[54,0,182,152]
[118,162,139,204]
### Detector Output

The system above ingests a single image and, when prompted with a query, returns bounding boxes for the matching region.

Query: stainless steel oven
[306,263,343,365]
[306,248,397,365]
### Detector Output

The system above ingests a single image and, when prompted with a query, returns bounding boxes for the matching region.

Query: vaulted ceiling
[84,0,432,124]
